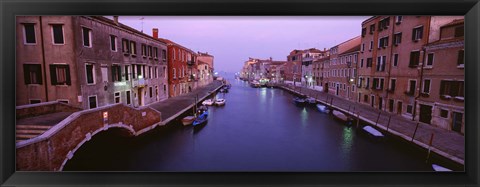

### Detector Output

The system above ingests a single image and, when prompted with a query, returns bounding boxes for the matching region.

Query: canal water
[64,76,433,171]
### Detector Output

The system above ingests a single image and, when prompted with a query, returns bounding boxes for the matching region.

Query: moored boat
[215,98,226,106]
[332,110,352,125]
[293,97,306,106]
[181,116,196,126]
[362,126,384,138]
[250,80,261,88]
[306,97,316,105]
[432,164,452,171]
[193,112,208,127]
[202,99,214,106]
[316,103,329,113]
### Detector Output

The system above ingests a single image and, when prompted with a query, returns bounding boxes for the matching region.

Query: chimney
[152,28,159,39]
[113,16,119,25]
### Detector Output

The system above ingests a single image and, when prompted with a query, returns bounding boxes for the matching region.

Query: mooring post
[356,111,360,128]
[386,115,392,132]
[347,105,351,113]
[330,98,333,107]
[375,111,381,126]
[411,123,420,142]
[426,133,435,163]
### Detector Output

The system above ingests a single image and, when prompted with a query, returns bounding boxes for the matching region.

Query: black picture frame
[1,0,479,186]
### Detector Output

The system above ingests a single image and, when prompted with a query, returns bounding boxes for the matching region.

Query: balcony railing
[132,78,146,87]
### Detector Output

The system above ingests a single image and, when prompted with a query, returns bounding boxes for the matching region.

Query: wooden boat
[215,98,226,106]
[332,110,352,125]
[316,104,329,113]
[202,99,214,106]
[432,164,452,171]
[181,116,196,126]
[362,126,384,138]
[293,97,306,106]
[193,111,208,127]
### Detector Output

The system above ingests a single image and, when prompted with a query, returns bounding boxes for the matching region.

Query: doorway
[452,112,463,133]
[336,84,339,96]
[138,87,144,106]
[419,104,432,124]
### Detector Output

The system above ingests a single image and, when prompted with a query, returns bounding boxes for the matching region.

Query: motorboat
[432,164,452,171]
[316,103,329,113]
[215,98,226,106]
[362,126,384,138]
[306,97,316,105]
[332,110,353,125]
[250,80,261,88]
[202,99,214,106]
[293,97,306,106]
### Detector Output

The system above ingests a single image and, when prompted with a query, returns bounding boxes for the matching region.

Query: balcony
[187,60,195,66]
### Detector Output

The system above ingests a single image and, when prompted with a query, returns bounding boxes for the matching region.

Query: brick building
[196,52,215,87]
[357,16,463,133]
[17,16,169,109]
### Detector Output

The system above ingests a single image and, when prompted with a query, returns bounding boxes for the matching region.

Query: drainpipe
[412,17,431,121]
[39,16,49,102]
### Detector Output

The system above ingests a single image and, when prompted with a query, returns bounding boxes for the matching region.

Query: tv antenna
[140,17,144,33]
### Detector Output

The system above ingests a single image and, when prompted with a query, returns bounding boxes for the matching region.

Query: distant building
[196,52,214,87]
[16,16,168,109]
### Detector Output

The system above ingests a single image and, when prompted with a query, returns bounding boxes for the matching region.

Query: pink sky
[113,16,369,73]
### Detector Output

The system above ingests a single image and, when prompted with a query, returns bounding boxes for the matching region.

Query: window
[130,41,137,56]
[50,64,70,85]
[23,23,36,44]
[409,51,420,67]
[125,65,130,81]
[454,26,464,37]
[148,46,153,58]
[162,50,167,61]
[407,80,416,95]
[440,109,448,118]
[426,53,434,66]
[154,47,158,59]
[412,26,424,41]
[423,79,431,94]
[395,16,403,24]
[148,66,152,79]
[369,24,375,34]
[366,58,373,67]
[51,24,64,44]
[173,68,176,78]
[101,66,108,82]
[393,32,402,45]
[440,80,464,97]
[360,59,364,68]
[141,44,147,57]
[457,49,464,66]
[23,64,42,84]
[172,49,176,60]
[86,63,95,84]
[389,79,396,91]
[155,67,158,78]
[362,28,366,37]
[393,54,399,67]
[163,85,167,94]
[407,105,413,114]
[88,96,97,109]
[110,35,117,51]
[111,64,122,82]
[137,64,142,78]
[378,17,390,31]
[379,36,389,48]
[369,41,373,50]
[30,99,41,104]
[122,39,129,54]
[361,43,365,52]
[366,77,370,89]
[82,27,92,47]
[376,56,386,71]
[126,90,131,105]
[114,92,121,103]
[372,78,384,90]
[149,87,153,98]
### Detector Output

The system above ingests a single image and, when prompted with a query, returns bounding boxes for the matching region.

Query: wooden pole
[347,105,351,113]
[375,111,381,126]
[426,133,435,163]
[411,123,420,142]
[386,115,392,132]
[356,112,361,128]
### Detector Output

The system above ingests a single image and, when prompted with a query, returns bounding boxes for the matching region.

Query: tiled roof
[442,19,464,28]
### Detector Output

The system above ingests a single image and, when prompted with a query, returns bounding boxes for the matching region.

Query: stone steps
[16,125,53,143]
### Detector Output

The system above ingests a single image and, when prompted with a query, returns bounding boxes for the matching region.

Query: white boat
[202,99,214,106]
[362,126,384,137]
[306,97,316,105]
[181,116,196,126]
[432,164,452,171]
[316,104,329,113]
[215,98,226,106]
[332,110,352,126]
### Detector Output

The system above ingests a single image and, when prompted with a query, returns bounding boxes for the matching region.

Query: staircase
[16,125,53,143]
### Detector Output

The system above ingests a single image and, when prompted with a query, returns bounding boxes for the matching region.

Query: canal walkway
[149,80,224,125]
[277,84,464,166]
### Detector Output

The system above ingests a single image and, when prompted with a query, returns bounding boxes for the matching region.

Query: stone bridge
[16,103,162,171]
